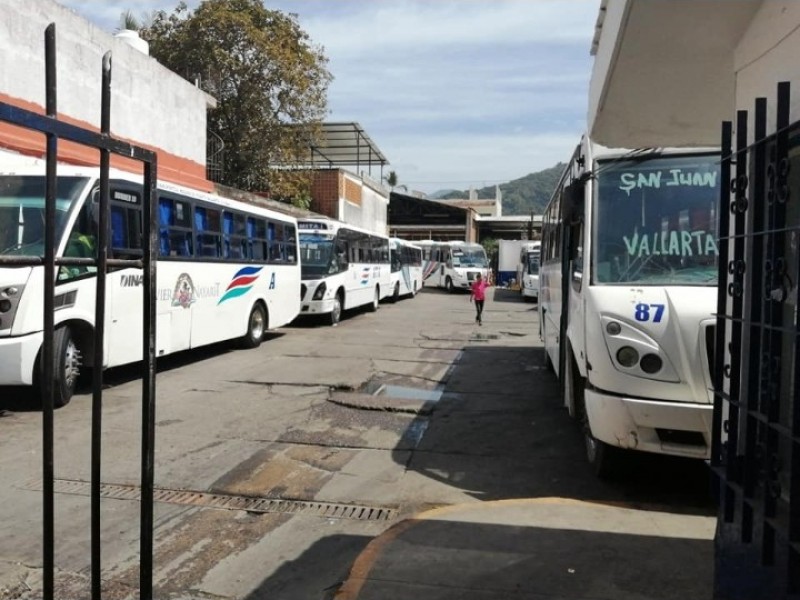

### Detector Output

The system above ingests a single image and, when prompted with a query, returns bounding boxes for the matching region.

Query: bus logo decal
[360,266,370,285]
[218,266,263,305]
[172,273,196,309]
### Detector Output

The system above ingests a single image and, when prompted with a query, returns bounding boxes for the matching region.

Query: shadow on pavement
[334,517,713,600]
[392,343,715,514]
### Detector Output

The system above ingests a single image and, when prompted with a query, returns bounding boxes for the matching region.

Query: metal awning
[284,122,388,170]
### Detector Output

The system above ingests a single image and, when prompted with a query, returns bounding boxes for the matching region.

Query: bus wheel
[368,287,379,312]
[392,282,400,302]
[53,325,81,408]
[242,303,266,349]
[330,294,343,326]
[445,277,454,293]
[584,427,623,480]
[581,402,624,479]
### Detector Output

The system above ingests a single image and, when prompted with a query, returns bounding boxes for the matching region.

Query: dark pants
[474,299,484,323]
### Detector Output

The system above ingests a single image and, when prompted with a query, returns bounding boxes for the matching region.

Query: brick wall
[310,170,342,219]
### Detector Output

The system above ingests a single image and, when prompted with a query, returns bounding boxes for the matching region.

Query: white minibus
[418,240,490,292]
[517,241,541,301]
[0,164,301,406]
[297,218,391,325]
[389,237,422,300]
[540,136,720,477]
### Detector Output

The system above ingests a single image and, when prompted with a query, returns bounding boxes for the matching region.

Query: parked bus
[389,237,423,300]
[517,241,541,302]
[297,218,391,325]
[539,137,720,477]
[0,164,301,406]
[418,240,490,292]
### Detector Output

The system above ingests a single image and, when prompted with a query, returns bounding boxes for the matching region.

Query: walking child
[469,272,491,325]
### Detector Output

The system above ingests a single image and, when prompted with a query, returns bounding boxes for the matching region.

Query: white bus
[539,137,720,477]
[389,237,423,301]
[0,164,301,407]
[297,218,391,325]
[517,241,541,302]
[418,240,490,292]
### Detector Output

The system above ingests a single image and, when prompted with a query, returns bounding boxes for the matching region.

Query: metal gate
[0,25,159,599]
[712,80,800,599]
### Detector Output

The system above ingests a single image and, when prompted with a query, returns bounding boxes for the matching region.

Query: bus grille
[467,271,476,281]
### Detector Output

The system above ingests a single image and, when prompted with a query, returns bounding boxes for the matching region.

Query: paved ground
[0,286,716,599]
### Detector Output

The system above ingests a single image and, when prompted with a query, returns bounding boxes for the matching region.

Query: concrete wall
[735,1,800,136]
[0,0,213,190]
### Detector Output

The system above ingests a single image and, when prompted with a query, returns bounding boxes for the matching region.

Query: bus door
[104,184,167,366]
[559,181,586,385]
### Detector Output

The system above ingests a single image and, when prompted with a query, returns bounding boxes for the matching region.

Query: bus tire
[242,303,267,349]
[445,277,454,293]
[392,282,400,302]
[50,325,81,408]
[368,286,379,312]
[584,426,624,480]
[330,293,343,326]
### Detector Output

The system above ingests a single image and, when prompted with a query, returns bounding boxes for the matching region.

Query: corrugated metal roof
[283,121,388,168]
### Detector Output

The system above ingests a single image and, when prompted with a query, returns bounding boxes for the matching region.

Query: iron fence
[712,80,800,599]
[0,24,159,599]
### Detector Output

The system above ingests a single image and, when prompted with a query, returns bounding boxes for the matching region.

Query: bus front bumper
[584,389,712,459]
[300,298,336,316]
[0,331,42,386]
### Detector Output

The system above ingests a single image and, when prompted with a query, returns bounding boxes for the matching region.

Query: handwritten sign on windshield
[623,230,718,257]
[619,169,718,196]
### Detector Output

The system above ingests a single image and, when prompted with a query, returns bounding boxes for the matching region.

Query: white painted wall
[0,0,211,165]
[339,172,388,235]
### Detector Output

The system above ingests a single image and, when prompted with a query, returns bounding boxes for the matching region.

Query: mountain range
[433,162,566,216]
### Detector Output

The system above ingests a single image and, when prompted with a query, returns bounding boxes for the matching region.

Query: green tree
[385,170,398,189]
[141,0,332,207]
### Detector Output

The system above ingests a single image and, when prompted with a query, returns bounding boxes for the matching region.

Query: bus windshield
[0,175,89,256]
[593,154,720,285]
[526,253,540,275]
[299,233,337,279]
[452,245,488,268]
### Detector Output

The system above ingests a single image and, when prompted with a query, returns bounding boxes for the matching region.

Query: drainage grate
[25,478,397,521]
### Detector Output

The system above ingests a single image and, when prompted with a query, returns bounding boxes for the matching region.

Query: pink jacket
[471,279,489,301]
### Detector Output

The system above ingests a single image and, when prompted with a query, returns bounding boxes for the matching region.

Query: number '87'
[634,303,665,323]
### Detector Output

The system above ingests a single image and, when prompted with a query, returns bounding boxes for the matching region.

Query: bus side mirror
[562,182,584,223]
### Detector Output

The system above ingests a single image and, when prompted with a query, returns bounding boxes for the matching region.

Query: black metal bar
[0,103,155,163]
[0,256,142,267]
[712,120,732,474]
[42,24,57,600]
[139,160,158,599]
[90,50,113,600]
[740,97,768,544]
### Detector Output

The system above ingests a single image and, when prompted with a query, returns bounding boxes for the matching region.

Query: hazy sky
[59,0,598,195]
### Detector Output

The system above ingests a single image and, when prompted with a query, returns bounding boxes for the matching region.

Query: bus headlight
[616,346,639,368]
[312,282,327,301]
[600,315,679,382]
